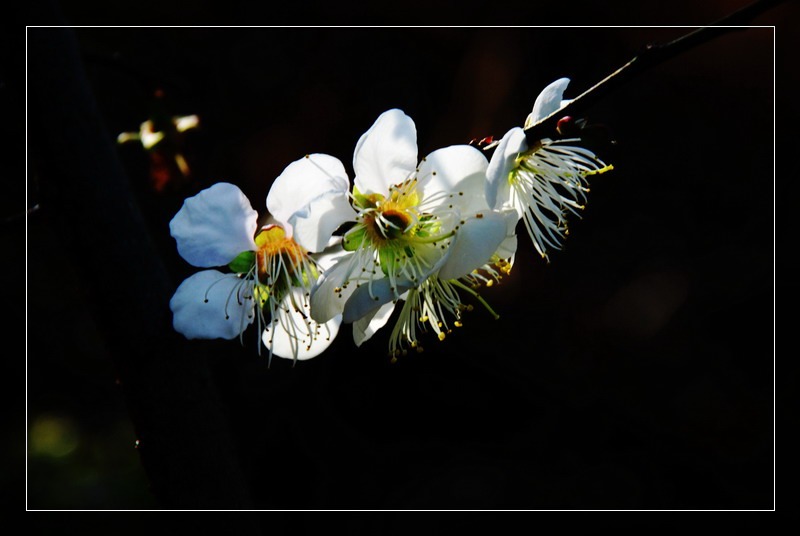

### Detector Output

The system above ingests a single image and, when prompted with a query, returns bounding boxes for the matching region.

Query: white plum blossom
[349,207,517,359]
[486,78,613,261]
[169,157,348,362]
[297,109,517,358]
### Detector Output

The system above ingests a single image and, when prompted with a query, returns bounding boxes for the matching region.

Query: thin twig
[485,0,785,149]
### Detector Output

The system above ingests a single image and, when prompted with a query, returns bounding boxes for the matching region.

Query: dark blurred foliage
[19,0,795,520]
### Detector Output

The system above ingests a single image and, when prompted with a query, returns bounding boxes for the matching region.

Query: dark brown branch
[508,0,786,146]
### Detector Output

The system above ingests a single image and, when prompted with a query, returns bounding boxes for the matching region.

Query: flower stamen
[508,139,611,261]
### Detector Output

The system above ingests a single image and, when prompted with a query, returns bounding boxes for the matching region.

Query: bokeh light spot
[30,414,80,459]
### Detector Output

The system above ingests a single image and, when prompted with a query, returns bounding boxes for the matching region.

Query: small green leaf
[228,250,255,273]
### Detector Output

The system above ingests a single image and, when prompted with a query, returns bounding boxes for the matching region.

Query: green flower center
[343,179,454,278]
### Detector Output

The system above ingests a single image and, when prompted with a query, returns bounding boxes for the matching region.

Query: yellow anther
[584,164,614,176]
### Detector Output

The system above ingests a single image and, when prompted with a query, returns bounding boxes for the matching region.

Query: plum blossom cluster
[169,78,613,362]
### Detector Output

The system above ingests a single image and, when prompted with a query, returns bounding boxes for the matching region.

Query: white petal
[353,109,418,195]
[485,127,527,213]
[288,191,356,253]
[496,234,518,261]
[170,270,255,340]
[527,77,571,126]
[267,154,353,251]
[263,288,341,361]
[311,239,349,271]
[309,254,363,323]
[305,241,352,322]
[492,207,519,262]
[353,301,396,347]
[437,210,515,281]
[500,205,520,235]
[170,183,258,267]
[342,277,415,324]
[418,144,489,213]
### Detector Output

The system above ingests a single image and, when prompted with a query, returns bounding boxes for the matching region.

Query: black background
[18,0,793,519]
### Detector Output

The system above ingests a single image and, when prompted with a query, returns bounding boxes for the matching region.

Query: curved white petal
[305,241,351,321]
[437,210,515,281]
[496,233,518,261]
[311,239,349,271]
[418,144,489,214]
[493,207,519,268]
[485,127,527,213]
[170,183,258,267]
[288,192,356,253]
[342,277,415,324]
[353,300,396,347]
[267,154,353,251]
[262,288,342,361]
[527,77,571,126]
[309,254,364,323]
[353,109,418,195]
[170,270,255,340]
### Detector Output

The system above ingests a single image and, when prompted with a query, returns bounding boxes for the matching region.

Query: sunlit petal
[170,183,258,267]
[289,192,356,253]
[353,109,418,194]
[418,144,489,213]
[485,127,527,214]
[263,288,342,361]
[526,77,571,127]
[267,154,353,251]
[438,210,513,281]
